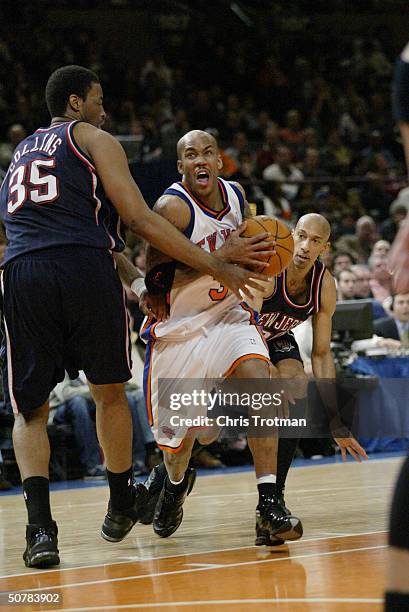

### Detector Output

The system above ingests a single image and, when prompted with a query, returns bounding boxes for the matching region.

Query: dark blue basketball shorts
[0,246,132,415]
[267,332,303,365]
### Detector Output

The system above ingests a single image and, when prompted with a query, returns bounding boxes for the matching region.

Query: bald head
[296,213,331,242]
[177,130,218,159]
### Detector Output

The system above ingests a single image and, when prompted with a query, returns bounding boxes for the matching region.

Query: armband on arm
[145,262,177,295]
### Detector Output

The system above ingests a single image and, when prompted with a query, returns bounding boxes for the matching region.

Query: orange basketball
[242,215,294,276]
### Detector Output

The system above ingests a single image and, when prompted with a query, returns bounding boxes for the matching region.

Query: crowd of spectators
[0,15,407,231]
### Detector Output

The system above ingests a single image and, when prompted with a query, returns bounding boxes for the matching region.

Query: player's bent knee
[89,382,127,407]
[15,402,49,424]
[232,358,271,379]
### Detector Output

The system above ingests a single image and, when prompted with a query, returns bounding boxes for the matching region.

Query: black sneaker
[255,496,303,547]
[276,489,291,516]
[140,463,197,525]
[23,521,60,568]
[101,483,149,542]
[153,468,196,538]
[139,464,167,525]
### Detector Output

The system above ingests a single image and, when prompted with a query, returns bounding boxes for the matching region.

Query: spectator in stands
[374,293,409,349]
[256,123,281,172]
[131,241,146,275]
[335,215,379,263]
[0,400,13,489]
[262,180,292,221]
[206,127,238,178]
[371,239,391,259]
[335,268,357,300]
[279,109,304,149]
[351,264,372,298]
[160,109,190,160]
[351,263,386,320]
[332,251,356,276]
[321,128,352,175]
[0,123,26,169]
[300,147,326,187]
[50,373,159,478]
[0,450,12,490]
[50,375,105,479]
[368,255,394,303]
[361,129,396,167]
[225,131,249,164]
[229,151,271,216]
[360,171,395,220]
[263,145,304,201]
[380,199,408,243]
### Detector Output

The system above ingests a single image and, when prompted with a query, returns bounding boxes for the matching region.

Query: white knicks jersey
[149,178,246,340]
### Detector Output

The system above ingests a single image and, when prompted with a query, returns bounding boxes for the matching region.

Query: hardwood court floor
[0,456,403,611]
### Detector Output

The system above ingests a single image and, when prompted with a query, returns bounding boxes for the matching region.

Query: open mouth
[296,254,309,262]
[196,170,210,185]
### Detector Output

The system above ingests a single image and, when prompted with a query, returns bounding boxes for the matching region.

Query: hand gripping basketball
[241,216,294,276]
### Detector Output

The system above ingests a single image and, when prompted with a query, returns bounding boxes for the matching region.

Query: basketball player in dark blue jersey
[384,41,409,612]
[251,213,367,527]
[0,65,272,568]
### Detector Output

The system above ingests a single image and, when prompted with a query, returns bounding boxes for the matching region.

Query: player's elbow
[125,207,155,240]
[312,348,330,363]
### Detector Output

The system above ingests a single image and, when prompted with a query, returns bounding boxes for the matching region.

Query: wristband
[130,278,147,300]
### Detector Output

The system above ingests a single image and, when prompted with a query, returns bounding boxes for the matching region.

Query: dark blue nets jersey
[259,259,326,343]
[0,121,125,265]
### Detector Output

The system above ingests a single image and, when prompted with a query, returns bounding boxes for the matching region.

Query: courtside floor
[0,453,403,611]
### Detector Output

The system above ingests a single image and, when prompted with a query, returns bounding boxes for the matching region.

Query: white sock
[169,475,185,486]
[256,474,276,485]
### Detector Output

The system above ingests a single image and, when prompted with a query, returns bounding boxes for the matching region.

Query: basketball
[242,215,294,276]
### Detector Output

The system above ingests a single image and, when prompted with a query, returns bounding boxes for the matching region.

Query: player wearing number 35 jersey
[0,120,125,264]
[0,67,271,570]
[0,118,131,412]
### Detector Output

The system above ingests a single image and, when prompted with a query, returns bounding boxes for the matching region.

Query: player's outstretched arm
[311,271,337,379]
[311,271,368,462]
[75,125,268,301]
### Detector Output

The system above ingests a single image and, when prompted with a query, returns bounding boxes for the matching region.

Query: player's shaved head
[177,130,218,158]
[296,213,331,242]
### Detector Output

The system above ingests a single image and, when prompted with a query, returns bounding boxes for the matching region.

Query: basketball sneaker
[277,488,291,516]
[139,463,167,525]
[255,495,303,546]
[23,521,60,568]
[101,483,148,542]
[153,468,196,538]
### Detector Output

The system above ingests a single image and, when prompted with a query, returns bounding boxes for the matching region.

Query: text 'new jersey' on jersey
[145,178,248,341]
[260,259,326,343]
[0,121,125,265]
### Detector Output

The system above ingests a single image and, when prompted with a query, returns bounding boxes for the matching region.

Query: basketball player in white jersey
[141,130,302,543]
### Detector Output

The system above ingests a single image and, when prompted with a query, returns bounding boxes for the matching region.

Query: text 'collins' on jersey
[0,121,125,265]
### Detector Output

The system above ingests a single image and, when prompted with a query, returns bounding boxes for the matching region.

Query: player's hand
[139,291,169,322]
[215,262,274,301]
[333,437,369,463]
[217,221,276,271]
